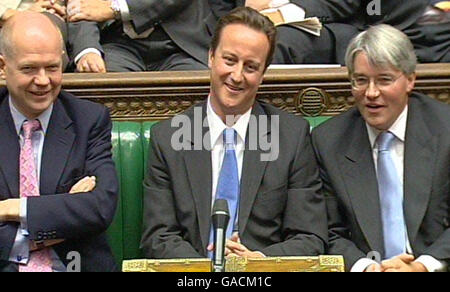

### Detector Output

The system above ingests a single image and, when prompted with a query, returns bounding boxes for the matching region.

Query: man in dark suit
[140,7,327,259]
[0,12,118,272]
[212,0,450,64]
[312,25,449,272]
[66,0,215,72]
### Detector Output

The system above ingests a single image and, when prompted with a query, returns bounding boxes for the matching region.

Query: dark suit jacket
[141,101,328,259]
[0,88,118,272]
[312,93,450,271]
[292,0,449,63]
[210,0,449,63]
[68,0,215,66]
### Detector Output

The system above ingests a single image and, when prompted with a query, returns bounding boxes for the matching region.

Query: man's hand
[76,53,106,73]
[245,0,272,11]
[225,234,264,258]
[381,254,428,272]
[69,176,97,194]
[27,176,96,250]
[67,0,114,23]
[38,0,67,19]
[365,263,383,272]
[207,234,264,259]
[0,199,21,222]
[30,239,65,252]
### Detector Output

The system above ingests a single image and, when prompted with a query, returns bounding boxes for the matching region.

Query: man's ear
[406,72,416,94]
[208,49,214,69]
[0,55,6,80]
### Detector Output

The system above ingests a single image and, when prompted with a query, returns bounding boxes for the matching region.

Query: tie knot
[22,120,41,140]
[223,128,236,150]
[377,131,395,152]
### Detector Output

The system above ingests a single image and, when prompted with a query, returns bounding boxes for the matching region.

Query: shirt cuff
[351,258,379,272]
[8,198,30,264]
[415,255,448,272]
[278,3,306,23]
[74,48,103,64]
[270,0,290,8]
[117,0,131,22]
[20,197,28,233]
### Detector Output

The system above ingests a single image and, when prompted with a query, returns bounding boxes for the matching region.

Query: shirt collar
[366,104,408,149]
[9,96,53,136]
[207,96,252,147]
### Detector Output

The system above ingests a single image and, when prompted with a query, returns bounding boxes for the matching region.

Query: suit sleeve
[67,21,103,62]
[126,0,192,34]
[290,0,360,22]
[260,120,328,256]
[311,128,367,271]
[26,107,118,241]
[140,125,202,259]
[209,0,238,19]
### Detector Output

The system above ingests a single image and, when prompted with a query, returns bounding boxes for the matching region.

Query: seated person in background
[0,0,69,69]
[312,24,450,272]
[140,7,327,259]
[212,0,450,64]
[66,0,215,73]
[0,12,118,272]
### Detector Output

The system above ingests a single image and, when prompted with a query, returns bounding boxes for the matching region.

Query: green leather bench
[107,117,332,266]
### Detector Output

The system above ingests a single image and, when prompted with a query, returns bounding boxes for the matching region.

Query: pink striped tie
[19,120,53,273]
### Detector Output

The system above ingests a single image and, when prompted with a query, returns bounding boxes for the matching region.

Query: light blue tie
[208,129,239,258]
[216,128,240,238]
[377,132,406,259]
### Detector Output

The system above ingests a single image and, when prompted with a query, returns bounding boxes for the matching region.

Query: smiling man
[312,24,450,272]
[0,12,118,272]
[141,7,327,260]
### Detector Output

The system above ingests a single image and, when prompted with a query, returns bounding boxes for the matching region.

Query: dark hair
[210,7,277,70]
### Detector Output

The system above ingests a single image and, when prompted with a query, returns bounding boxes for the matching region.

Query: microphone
[212,199,230,272]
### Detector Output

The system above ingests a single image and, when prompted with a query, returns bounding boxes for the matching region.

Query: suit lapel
[238,103,270,235]
[40,98,75,196]
[0,94,20,197]
[403,98,435,244]
[182,104,213,251]
[338,113,384,255]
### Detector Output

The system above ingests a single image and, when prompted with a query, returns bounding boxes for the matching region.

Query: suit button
[444,218,449,228]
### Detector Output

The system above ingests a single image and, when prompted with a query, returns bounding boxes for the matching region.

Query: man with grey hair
[312,24,450,272]
[0,11,118,272]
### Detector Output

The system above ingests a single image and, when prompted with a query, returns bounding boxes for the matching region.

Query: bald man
[0,12,118,272]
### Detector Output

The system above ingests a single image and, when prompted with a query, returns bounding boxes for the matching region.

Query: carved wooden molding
[1,64,449,121]
[122,255,345,272]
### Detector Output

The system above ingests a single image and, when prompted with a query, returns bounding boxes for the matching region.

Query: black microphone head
[212,199,230,229]
[212,199,229,216]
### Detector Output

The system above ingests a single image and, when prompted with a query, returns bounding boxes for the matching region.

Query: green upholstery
[107,117,331,266]
[108,121,157,265]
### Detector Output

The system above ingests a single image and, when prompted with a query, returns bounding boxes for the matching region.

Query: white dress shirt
[8,97,66,272]
[207,97,251,232]
[351,105,447,272]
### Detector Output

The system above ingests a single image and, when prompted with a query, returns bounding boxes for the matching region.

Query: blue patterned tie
[208,129,239,258]
[377,132,406,259]
[215,128,240,239]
